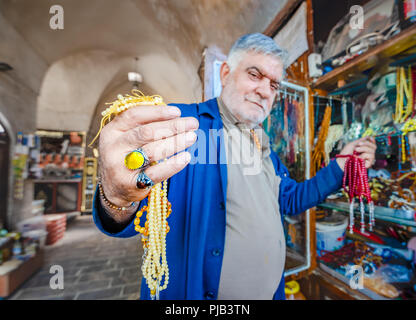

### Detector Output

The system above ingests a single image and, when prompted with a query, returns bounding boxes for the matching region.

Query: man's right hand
[98,104,199,222]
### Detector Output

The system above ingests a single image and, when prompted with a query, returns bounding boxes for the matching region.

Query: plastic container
[16,216,46,234]
[23,230,48,249]
[31,199,45,216]
[316,215,348,255]
[285,280,306,300]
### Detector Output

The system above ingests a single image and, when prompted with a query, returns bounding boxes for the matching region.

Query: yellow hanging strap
[311,105,332,176]
[362,127,375,137]
[395,67,413,124]
[88,90,165,147]
[402,118,416,162]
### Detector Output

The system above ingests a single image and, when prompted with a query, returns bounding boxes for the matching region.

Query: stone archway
[0,111,15,230]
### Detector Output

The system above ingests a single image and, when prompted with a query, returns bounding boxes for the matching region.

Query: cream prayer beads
[89,90,165,147]
[135,180,171,299]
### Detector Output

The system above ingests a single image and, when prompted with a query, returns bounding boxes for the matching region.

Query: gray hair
[226,33,288,72]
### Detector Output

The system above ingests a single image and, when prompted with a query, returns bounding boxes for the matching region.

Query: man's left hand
[336,136,377,171]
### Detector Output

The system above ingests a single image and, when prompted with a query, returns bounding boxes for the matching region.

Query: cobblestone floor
[8,214,143,300]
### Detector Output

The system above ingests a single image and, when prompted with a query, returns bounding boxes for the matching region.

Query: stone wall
[0,12,48,228]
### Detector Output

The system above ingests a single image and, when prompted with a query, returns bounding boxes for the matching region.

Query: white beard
[221,79,269,128]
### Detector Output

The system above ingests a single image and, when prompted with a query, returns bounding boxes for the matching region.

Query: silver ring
[136,171,154,189]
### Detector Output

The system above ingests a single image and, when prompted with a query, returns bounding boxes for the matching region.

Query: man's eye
[249,72,260,79]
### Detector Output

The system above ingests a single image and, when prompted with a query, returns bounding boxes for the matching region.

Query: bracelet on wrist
[98,182,135,212]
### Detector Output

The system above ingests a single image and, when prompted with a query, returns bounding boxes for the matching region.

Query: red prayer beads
[336,152,375,234]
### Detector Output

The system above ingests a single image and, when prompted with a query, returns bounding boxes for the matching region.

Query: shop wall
[0,12,48,228]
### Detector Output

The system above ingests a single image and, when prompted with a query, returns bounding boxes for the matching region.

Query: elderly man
[93,33,377,300]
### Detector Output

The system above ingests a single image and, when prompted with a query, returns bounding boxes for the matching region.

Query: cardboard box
[0,238,14,265]
[0,250,44,297]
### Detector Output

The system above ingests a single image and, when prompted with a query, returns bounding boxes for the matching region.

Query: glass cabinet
[263,80,313,277]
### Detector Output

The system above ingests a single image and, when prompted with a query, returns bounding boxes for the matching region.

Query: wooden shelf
[312,24,416,91]
[318,201,416,227]
[34,179,82,183]
[0,250,44,298]
[315,263,391,300]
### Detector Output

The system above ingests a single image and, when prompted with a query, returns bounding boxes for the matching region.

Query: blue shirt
[92,97,344,300]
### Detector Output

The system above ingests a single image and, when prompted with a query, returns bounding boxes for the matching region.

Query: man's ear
[219,61,231,87]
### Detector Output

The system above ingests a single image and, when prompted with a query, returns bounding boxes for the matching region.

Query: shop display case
[81,157,97,213]
[308,11,416,301]
[263,80,313,277]
[33,130,87,215]
[262,0,416,299]
[34,179,82,214]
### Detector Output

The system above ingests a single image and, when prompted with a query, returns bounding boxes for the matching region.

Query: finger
[357,153,374,168]
[357,141,377,153]
[355,146,376,154]
[141,131,197,162]
[363,154,375,168]
[111,105,182,131]
[358,153,373,162]
[142,151,192,185]
[124,117,199,146]
[356,136,375,147]
[362,136,376,144]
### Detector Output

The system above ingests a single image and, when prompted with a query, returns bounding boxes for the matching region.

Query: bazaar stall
[260,0,416,299]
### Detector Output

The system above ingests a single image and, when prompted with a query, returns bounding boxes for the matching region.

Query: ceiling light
[128,57,143,90]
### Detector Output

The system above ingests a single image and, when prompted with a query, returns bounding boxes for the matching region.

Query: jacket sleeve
[271,152,344,216]
[92,185,142,238]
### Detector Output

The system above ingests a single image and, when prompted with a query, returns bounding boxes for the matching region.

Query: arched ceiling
[0,0,288,132]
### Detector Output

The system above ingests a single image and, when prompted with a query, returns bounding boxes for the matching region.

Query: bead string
[134,180,171,299]
[311,105,332,176]
[250,129,262,152]
[319,241,383,272]
[88,90,165,147]
[98,182,135,211]
[89,90,171,299]
[394,66,413,124]
[401,118,416,163]
[336,152,375,233]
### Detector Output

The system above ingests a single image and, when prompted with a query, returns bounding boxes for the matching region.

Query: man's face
[220,51,283,128]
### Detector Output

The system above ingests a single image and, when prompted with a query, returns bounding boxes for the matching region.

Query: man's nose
[255,78,273,99]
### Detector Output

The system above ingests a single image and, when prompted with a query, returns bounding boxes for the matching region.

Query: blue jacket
[92,97,344,300]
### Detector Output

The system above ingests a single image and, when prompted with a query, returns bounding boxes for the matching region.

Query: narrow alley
[7,215,143,300]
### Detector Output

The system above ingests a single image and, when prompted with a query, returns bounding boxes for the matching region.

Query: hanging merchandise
[311,105,332,175]
[412,66,416,118]
[401,118,416,162]
[336,152,376,234]
[90,90,171,300]
[287,97,298,165]
[394,66,413,123]
[399,0,416,29]
[266,87,307,181]
[341,98,349,132]
[407,131,416,167]
[12,132,29,200]
[324,125,344,166]
[321,0,399,69]
[310,97,315,150]
[345,122,363,142]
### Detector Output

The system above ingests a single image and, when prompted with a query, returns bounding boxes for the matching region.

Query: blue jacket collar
[197,97,221,119]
